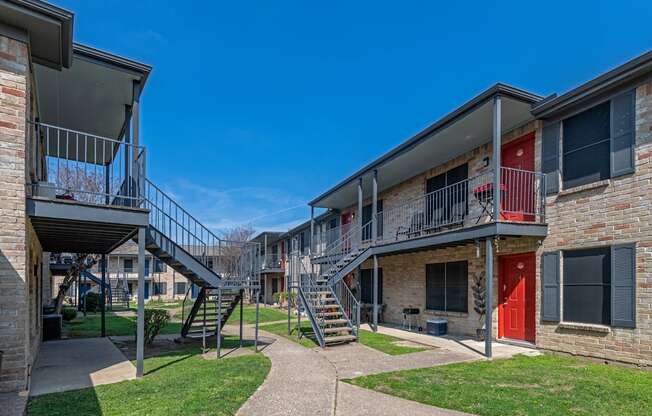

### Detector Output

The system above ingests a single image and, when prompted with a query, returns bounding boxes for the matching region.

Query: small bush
[272,292,281,304]
[278,292,297,307]
[61,308,77,321]
[83,292,101,312]
[141,309,170,345]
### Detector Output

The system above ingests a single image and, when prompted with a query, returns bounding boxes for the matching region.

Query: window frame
[425,260,468,313]
[562,246,612,326]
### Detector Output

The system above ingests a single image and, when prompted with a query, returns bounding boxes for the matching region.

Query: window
[562,101,611,188]
[145,259,150,276]
[327,218,339,245]
[123,258,133,273]
[426,164,468,226]
[360,268,383,304]
[426,261,468,313]
[153,282,167,296]
[175,282,186,295]
[300,230,310,255]
[154,259,166,273]
[563,247,611,325]
[207,259,214,270]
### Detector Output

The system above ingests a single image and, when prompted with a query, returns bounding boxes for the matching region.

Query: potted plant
[472,271,486,341]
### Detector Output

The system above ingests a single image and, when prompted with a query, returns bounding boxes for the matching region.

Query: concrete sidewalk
[30,338,136,396]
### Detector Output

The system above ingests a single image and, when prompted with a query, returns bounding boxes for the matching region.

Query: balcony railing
[31,122,146,208]
[313,168,545,257]
[259,253,284,270]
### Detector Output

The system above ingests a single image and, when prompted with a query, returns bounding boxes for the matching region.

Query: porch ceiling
[27,197,149,254]
[311,84,542,210]
[34,44,151,143]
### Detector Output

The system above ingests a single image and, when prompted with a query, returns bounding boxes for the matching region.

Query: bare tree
[54,253,100,313]
[217,226,256,279]
[49,163,122,204]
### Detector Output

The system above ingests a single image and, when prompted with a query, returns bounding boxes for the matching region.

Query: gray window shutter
[542,122,561,194]
[611,243,636,328]
[611,90,635,177]
[541,251,560,322]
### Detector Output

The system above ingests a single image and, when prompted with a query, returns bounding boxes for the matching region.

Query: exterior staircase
[295,258,359,347]
[181,288,242,338]
[109,278,130,310]
[79,270,114,309]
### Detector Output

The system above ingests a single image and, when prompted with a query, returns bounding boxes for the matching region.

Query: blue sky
[56,0,652,233]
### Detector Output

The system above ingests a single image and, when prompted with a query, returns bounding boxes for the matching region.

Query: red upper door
[499,252,536,343]
[501,132,535,221]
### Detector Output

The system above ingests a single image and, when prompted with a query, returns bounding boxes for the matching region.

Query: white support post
[493,95,502,220]
[485,238,493,358]
[373,254,379,332]
[372,170,378,243]
[357,177,363,227]
[310,205,315,255]
[136,226,146,377]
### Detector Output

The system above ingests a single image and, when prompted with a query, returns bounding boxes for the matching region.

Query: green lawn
[346,354,652,416]
[28,347,271,416]
[63,313,181,338]
[260,321,425,355]
[227,304,288,325]
[260,321,319,348]
[357,330,427,355]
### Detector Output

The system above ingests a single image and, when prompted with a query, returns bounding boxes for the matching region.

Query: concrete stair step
[324,334,356,344]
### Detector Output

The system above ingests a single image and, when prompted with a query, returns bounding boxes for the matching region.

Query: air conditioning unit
[426,318,447,336]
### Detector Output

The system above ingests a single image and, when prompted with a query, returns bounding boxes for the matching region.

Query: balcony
[258,253,284,272]
[27,122,149,254]
[313,167,546,259]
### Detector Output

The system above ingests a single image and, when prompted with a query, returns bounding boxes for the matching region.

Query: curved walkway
[233,325,473,416]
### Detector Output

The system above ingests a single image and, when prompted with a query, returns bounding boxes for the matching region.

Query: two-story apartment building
[0,0,260,395]
[301,51,652,365]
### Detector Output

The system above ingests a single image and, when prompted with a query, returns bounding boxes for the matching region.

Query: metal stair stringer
[321,246,373,285]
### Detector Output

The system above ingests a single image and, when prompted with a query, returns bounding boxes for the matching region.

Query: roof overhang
[0,0,73,69]
[310,83,542,210]
[34,43,152,140]
[532,49,652,119]
[252,231,284,244]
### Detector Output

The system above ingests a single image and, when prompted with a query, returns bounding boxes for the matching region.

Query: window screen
[562,101,611,188]
[563,247,611,325]
[360,268,383,304]
[123,258,133,273]
[426,261,468,313]
[361,200,383,240]
[425,164,468,226]
[175,282,186,295]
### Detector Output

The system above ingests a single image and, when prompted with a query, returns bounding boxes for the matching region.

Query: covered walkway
[30,338,136,396]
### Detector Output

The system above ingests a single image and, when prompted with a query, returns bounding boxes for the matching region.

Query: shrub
[272,292,281,304]
[141,309,170,345]
[83,292,101,312]
[278,292,297,307]
[61,308,77,321]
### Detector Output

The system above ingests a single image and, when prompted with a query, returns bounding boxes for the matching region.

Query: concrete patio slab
[366,324,540,360]
[30,338,136,396]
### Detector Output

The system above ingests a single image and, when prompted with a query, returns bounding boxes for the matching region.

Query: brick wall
[537,82,652,366]
[0,34,39,392]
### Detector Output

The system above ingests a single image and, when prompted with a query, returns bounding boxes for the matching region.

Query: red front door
[501,132,535,221]
[499,252,535,343]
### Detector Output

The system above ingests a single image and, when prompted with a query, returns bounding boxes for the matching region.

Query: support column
[372,170,378,243]
[485,238,494,358]
[101,254,106,337]
[373,254,379,332]
[255,289,260,352]
[239,289,244,347]
[357,177,363,227]
[492,95,502,220]
[264,234,268,269]
[216,289,222,359]
[310,205,314,255]
[136,227,146,377]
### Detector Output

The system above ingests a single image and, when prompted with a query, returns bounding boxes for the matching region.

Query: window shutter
[611,90,636,177]
[542,122,561,194]
[541,251,560,322]
[611,243,636,328]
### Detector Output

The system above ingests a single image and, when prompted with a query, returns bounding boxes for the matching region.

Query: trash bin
[43,314,62,341]
[426,318,448,336]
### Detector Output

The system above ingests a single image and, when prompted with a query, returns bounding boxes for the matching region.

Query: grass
[346,354,652,416]
[28,346,271,416]
[260,321,320,348]
[227,304,288,325]
[357,330,427,355]
[63,313,181,338]
[260,321,426,355]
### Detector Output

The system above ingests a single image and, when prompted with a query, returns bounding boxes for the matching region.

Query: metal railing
[297,258,327,347]
[142,178,261,288]
[500,167,546,222]
[260,253,284,270]
[31,122,146,208]
[331,278,360,338]
[317,219,372,284]
[314,225,341,256]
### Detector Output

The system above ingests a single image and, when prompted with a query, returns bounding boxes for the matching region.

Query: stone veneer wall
[0,34,43,392]
[537,81,652,366]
